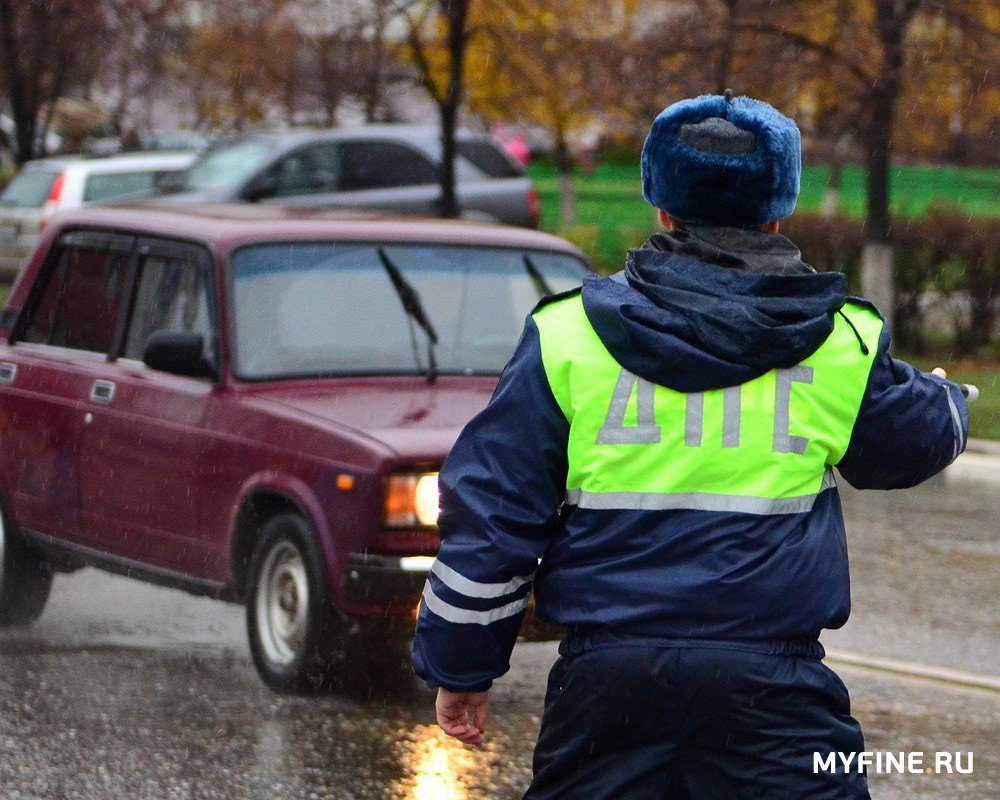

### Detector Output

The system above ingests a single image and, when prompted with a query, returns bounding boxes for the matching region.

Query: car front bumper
[344,553,433,607]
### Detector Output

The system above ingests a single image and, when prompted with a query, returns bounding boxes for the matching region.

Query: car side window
[21,240,129,354]
[338,141,438,191]
[123,248,215,365]
[272,144,340,197]
[457,140,524,178]
[82,170,160,203]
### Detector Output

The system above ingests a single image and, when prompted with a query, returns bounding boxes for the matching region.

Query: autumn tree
[275,0,393,127]
[0,0,109,162]
[354,0,397,122]
[390,0,473,218]
[179,0,299,130]
[737,0,999,325]
[98,0,185,136]
[604,0,808,135]
[891,7,1000,165]
[461,1,639,224]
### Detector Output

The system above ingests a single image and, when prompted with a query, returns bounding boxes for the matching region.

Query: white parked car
[0,152,197,279]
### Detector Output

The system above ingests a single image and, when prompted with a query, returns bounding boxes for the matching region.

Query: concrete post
[861,241,895,329]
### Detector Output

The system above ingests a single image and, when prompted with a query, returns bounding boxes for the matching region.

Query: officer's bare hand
[932,367,947,379]
[436,688,489,746]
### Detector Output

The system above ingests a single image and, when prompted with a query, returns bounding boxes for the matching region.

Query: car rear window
[230,243,588,380]
[0,169,60,208]
[458,141,524,178]
[83,169,168,203]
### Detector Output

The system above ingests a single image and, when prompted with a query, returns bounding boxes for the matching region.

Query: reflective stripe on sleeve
[421,583,530,625]
[430,560,534,599]
[945,386,965,457]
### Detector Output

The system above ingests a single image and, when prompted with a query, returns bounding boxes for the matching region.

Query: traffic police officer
[412,93,969,798]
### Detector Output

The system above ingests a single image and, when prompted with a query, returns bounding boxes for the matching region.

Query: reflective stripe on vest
[533,294,882,512]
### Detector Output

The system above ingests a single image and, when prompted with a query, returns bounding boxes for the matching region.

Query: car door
[76,238,224,579]
[252,143,341,205]
[268,140,442,214]
[0,231,133,544]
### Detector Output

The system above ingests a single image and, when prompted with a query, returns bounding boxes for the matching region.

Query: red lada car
[0,205,589,692]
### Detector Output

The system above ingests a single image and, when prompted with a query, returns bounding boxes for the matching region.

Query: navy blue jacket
[412,227,969,692]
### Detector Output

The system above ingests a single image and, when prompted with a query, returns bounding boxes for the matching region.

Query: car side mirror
[241,173,278,202]
[143,331,217,380]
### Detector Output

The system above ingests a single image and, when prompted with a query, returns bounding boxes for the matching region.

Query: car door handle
[90,380,116,405]
[0,362,16,385]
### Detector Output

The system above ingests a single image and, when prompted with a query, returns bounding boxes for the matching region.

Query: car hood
[250,376,499,462]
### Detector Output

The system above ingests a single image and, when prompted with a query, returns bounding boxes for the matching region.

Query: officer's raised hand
[436,688,489,745]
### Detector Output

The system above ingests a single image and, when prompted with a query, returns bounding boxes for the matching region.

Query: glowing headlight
[413,473,440,526]
[383,471,440,527]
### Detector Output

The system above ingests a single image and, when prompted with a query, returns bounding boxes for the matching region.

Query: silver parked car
[0,151,197,279]
[158,126,541,228]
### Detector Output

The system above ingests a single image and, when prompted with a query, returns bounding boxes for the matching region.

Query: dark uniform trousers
[523,633,872,800]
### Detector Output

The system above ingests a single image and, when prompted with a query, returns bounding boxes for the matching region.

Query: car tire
[0,509,53,628]
[246,513,343,694]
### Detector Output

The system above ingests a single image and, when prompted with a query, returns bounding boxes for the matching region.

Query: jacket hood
[581,226,847,392]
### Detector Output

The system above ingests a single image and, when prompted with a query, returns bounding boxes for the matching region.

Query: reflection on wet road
[1,463,997,799]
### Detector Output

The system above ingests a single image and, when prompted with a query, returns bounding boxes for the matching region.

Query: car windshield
[0,168,60,208]
[181,140,276,194]
[230,242,589,380]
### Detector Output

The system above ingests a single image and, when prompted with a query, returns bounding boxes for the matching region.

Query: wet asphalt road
[0,460,997,799]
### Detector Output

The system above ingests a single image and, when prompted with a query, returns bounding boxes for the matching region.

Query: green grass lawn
[530,161,999,226]
[529,162,1000,271]
[945,368,1000,443]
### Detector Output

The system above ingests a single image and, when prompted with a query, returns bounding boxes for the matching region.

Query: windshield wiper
[377,247,439,382]
[523,253,554,297]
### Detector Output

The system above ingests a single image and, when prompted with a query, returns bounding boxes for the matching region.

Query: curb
[826,649,1000,694]
[965,438,1000,456]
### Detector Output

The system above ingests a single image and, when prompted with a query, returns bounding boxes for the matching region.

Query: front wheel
[246,514,343,694]
[0,510,53,628]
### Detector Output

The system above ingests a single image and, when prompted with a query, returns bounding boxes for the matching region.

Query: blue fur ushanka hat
[641,93,802,227]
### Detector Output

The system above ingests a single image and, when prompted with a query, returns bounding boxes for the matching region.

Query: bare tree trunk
[821,137,847,219]
[861,117,896,323]
[437,0,469,219]
[365,0,388,123]
[439,98,460,218]
[820,167,840,219]
[283,70,298,127]
[555,129,576,225]
[317,36,343,128]
[861,2,909,327]
[715,0,739,92]
[0,0,38,163]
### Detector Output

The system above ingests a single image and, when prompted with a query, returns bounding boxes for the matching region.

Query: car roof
[50,203,587,258]
[22,152,197,172]
[232,125,498,150]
